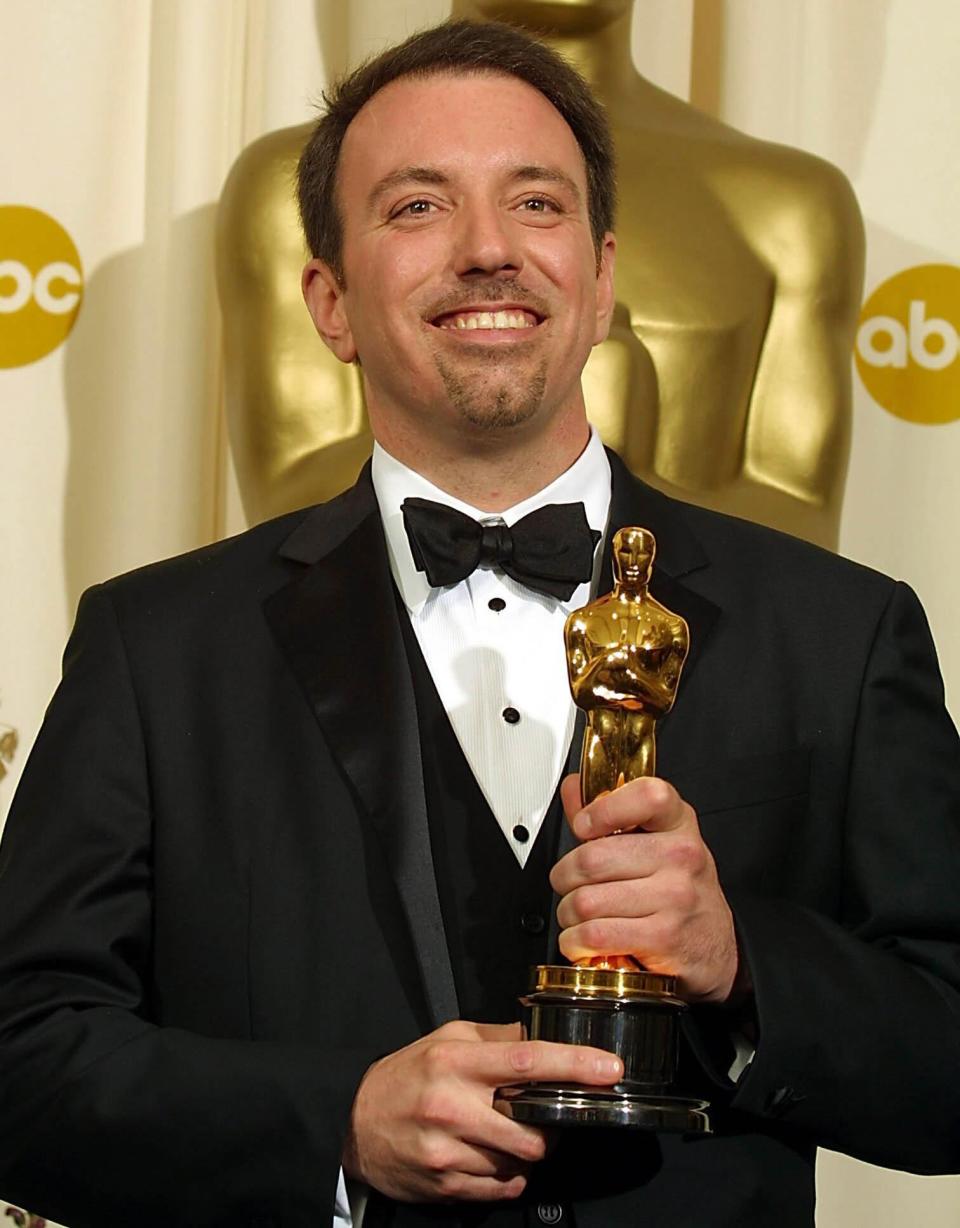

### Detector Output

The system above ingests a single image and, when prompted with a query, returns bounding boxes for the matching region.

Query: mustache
[424,281,549,321]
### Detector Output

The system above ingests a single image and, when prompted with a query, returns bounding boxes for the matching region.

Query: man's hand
[342,1020,622,1203]
[551,774,739,1003]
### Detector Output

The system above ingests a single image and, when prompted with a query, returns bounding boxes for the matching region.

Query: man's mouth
[431,307,542,331]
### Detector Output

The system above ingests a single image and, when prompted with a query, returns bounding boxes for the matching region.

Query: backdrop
[1,1,958,1223]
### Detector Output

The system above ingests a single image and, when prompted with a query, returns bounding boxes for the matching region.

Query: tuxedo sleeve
[726,580,960,1171]
[0,585,374,1228]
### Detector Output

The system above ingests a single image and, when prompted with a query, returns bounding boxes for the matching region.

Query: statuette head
[612,526,654,587]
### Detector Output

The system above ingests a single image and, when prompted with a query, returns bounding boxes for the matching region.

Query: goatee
[435,354,548,431]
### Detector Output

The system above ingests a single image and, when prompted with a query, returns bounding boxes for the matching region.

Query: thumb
[560,774,583,827]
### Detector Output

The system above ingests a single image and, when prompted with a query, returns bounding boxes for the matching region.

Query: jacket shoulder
[640,476,900,618]
[94,506,312,612]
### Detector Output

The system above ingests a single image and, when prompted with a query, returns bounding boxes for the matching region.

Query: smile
[432,308,541,331]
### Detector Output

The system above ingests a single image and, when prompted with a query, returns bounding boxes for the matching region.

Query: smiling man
[1,18,959,1228]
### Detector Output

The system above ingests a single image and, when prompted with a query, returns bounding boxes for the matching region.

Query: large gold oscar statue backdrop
[217,0,864,549]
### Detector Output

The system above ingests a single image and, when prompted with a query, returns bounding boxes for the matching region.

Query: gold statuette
[567,526,687,799]
[494,527,709,1131]
[566,526,687,972]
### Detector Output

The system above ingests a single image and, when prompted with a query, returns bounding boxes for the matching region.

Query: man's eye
[393,199,435,219]
[520,197,558,213]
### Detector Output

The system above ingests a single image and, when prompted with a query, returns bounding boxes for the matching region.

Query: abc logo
[855,264,960,425]
[0,205,84,369]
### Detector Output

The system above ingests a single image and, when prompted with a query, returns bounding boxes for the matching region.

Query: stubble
[435,351,548,432]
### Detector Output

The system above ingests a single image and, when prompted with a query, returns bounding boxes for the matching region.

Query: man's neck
[370,416,592,513]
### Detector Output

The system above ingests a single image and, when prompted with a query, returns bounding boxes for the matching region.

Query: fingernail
[596,1056,622,1077]
[574,810,592,837]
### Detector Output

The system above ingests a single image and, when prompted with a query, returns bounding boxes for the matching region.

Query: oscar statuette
[494,527,710,1131]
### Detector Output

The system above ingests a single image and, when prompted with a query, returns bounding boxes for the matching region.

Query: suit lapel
[600,451,720,685]
[262,468,458,1028]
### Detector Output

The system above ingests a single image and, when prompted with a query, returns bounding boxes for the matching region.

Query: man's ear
[593,233,617,346]
[302,259,357,363]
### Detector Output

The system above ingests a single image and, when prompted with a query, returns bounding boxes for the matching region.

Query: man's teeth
[440,310,536,330]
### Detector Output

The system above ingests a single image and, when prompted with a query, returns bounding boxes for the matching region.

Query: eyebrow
[506,165,583,204]
[367,167,450,212]
[366,163,584,212]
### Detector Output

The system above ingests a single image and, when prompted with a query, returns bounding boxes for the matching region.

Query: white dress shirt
[373,430,611,865]
[332,431,611,1227]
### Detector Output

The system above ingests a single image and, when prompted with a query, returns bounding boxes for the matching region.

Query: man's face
[303,70,615,454]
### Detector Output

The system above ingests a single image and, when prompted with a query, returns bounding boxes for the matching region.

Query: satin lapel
[262,469,458,1028]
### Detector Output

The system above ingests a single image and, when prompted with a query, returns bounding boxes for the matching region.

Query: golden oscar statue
[494,525,707,1131]
[566,525,687,805]
[217,0,864,547]
[565,524,687,972]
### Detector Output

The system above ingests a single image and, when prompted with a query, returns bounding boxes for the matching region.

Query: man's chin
[436,356,548,434]
[458,400,540,432]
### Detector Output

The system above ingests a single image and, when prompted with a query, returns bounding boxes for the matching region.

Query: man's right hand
[341,1020,623,1203]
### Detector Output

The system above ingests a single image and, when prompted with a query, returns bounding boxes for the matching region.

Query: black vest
[407,634,563,1022]
[365,604,573,1228]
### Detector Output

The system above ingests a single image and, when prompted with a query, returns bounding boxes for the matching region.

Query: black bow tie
[401,497,601,600]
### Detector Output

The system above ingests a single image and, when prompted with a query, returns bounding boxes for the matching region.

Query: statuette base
[494,1083,710,1131]
[493,964,711,1133]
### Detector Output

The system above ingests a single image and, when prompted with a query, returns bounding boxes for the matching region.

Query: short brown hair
[297,20,616,282]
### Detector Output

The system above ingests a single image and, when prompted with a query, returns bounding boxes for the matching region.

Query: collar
[372,428,612,615]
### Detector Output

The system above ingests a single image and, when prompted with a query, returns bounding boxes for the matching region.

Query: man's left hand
[550,775,739,1004]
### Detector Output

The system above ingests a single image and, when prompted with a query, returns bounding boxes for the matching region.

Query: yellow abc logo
[855,264,960,425]
[0,205,84,369]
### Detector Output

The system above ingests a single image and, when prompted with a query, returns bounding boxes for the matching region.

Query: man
[1,20,958,1228]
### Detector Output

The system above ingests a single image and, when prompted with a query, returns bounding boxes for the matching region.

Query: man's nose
[452,202,523,278]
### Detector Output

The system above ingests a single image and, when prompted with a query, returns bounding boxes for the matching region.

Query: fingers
[551,825,708,897]
[551,775,739,1002]
[420,1170,529,1203]
[557,916,679,971]
[426,1034,623,1090]
[552,831,652,895]
[563,774,692,841]
[345,1023,625,1205]
[554,867,697,928]
[397,1114,534,1201]
[458,1102,550,1165]
[412,1058,549,1164]
[414,1036,621,1164]
[419,1134,534,1181]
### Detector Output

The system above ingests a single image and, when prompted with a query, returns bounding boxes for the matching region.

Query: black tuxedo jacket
[1,454,959,1228]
